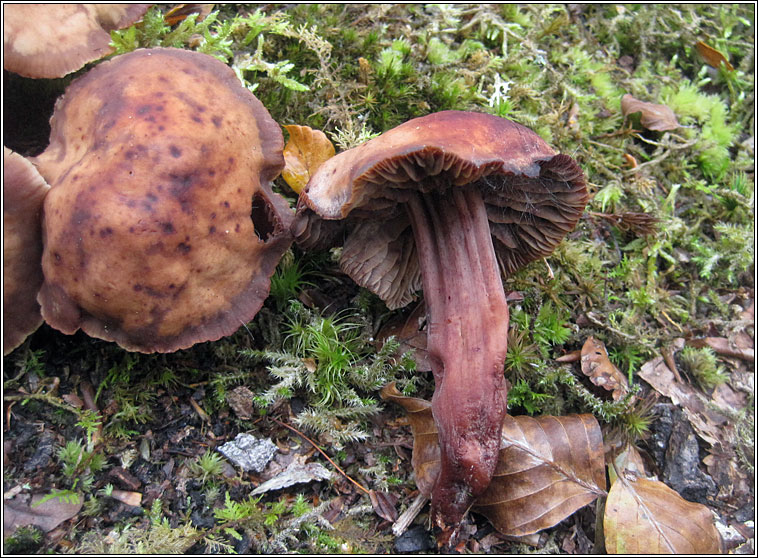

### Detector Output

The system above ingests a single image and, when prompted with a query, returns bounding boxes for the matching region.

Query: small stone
[226,386,255,419]
[663,412,717,504]
[217,433,277,473]
[23,430,56,472]
[394,525,434,553]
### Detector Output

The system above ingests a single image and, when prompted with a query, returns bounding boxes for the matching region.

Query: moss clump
[679,346,730,391]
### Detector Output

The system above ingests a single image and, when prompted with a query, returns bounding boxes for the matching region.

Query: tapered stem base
[406,186,510,535]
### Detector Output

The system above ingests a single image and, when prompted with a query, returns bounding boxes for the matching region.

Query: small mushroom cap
[3,147,51,355]
[3,4,150,78]
[34,48,293,353]
[294,111,588,308]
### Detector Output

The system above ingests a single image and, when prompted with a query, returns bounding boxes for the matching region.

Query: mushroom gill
[3,147,51,355]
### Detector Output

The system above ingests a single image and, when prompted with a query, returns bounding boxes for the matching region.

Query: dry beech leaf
[638,356,727,448]
[369,489,399,522]
[695,41,734,72]
[580,336,632,402]
[381,384,607,537]
[3,493,83,538]
[688,336,754,361]
[282,125,336,194]
[604,470,723,554]
[110,489,143,507]
[475,414,607,537]
[621,94,681,132]
[609,443,647,485]
[380,383,439,496]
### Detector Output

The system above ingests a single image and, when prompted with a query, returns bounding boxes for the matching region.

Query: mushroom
[33,47,293,353]
[292,110,588,537]
[3,147,51,355]
[3,4,151,79]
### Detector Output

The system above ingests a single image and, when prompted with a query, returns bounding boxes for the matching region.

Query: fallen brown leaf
[609,444,646,483]
[226,385,255,420]
[110,489,143,507]
[580,336,631,401]
[375,303,430,371]
[475,414,606,537]
[3,492,83,539]
[688,336,754,361]
[282,125,336,194]
[621,94,681,132]
[381,384,607,537]
[604,470,723,554]
[61,393,84,408]
[555,349,581,363]
[380,383,438,496]
[638,357,727,448]
[369,489,399,522]
[695,41,734,71]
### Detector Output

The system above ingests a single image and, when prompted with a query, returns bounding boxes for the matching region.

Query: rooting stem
[406,186,509,530]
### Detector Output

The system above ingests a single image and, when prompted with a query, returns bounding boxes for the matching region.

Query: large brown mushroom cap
[292,110,588,540]
[3,147,51,355]
[33,47,293,353]
[3,4,150,79]
[294,110,588,309]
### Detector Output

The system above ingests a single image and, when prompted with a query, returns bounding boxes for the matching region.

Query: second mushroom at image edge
[291,110,589,538]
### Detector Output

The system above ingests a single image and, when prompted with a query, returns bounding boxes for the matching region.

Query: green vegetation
[243,301,416,446]
[679,346,730,390]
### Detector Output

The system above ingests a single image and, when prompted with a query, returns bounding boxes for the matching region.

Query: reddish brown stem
[406,186,509,531]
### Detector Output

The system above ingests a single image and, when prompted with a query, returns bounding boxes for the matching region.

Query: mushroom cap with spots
[292,110,588,540]
[3,4,151,79]
[3,147,51,355]
[33,47,293,353]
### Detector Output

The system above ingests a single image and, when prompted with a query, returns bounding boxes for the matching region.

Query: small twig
[392,492,429,537]
[622,149,672,174]
[586,138,627,153]
[585,311,637,342]
[543,258,554,279]
[659,309,683,332]
[271,417,370,495]
[4,392,82,414]
[188,398,211,424]
[80,381,104,448]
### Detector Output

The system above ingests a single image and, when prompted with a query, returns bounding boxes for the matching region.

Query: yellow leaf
[282,125,335,194]
[695,41,734,72]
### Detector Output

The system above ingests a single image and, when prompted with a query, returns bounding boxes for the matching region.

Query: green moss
[679,346,730,391]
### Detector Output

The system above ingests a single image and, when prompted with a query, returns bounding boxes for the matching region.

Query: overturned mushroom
[33,47,293,353]
[3,147,51,355]
[3,4,150,79]
[292,111,588,539]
